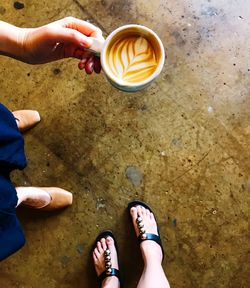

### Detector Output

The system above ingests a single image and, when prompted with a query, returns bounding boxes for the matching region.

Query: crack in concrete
[171,150,211,183]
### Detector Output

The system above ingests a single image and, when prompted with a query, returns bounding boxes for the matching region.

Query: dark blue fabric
[0,103,27,261]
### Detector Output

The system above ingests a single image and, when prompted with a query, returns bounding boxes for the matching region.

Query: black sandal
[128,200,165,260]
[93,230,121,287]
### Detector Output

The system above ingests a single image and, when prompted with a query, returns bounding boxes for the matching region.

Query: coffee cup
[88,24,165,92]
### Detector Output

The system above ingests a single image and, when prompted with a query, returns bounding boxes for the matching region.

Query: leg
[130,206,171,288]
[93,235,120,288]
[12,110,40,132]
[0,105,41,260]
[0,175,26,261]
[16,187,73,210]
[0,104,29,260]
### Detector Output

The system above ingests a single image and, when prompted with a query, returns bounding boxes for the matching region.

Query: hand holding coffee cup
[88,24,165,92]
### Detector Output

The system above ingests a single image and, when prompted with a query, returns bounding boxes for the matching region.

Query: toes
[130,207,137,219]
[101,238,107,251]
[93,251,98,262]
[94,247,100,259]
[131,207,140,236]
[137,205,143,218]
[150,212,156,223]
[106,236,114,247]
[141,206,148,219]
[150,212,154,220]
[97,241,103,254]
[145,207,151,218]
[106,237,116,253]
[141,206,145,213]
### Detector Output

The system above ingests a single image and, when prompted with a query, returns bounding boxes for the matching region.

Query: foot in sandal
[93,231,120,288]
[129,201,164,264]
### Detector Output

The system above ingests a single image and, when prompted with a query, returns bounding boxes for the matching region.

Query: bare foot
[130,205,163,263]
[93,236,120,288]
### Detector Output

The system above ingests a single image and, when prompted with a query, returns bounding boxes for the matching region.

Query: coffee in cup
[89,24,165,92]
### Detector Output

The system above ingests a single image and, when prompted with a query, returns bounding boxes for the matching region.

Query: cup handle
[86,37,105,55]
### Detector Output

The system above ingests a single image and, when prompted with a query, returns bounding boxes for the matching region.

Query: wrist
[0,21,27,62]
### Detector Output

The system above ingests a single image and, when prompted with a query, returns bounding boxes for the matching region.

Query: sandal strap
[99,268,120,285]
[137,233,164,257]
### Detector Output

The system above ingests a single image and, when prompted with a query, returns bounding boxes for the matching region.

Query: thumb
[50,27,93,48]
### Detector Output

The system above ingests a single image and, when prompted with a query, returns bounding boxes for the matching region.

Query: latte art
[107,36,158,83]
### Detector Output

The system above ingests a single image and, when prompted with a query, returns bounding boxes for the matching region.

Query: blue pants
[0,103,27,261]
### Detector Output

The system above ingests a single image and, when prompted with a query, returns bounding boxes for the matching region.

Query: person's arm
[0,21,25,61]
[0,17,103,74]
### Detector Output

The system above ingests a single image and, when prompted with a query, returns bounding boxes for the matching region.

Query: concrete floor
[0,0,249,287]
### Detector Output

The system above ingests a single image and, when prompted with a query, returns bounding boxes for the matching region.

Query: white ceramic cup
[88,24,165,92]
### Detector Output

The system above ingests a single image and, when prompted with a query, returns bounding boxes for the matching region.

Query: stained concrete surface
[0,0,250,287]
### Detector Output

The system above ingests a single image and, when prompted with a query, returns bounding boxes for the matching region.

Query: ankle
[140,241,163,263]
[102,276,120,288]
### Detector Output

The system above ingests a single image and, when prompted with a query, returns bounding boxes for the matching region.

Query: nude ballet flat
[13,110,41,132]
[38,187,73,211]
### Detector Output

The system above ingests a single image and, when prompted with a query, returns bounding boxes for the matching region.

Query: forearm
[0,21,26,61]
[0,17,102,71]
